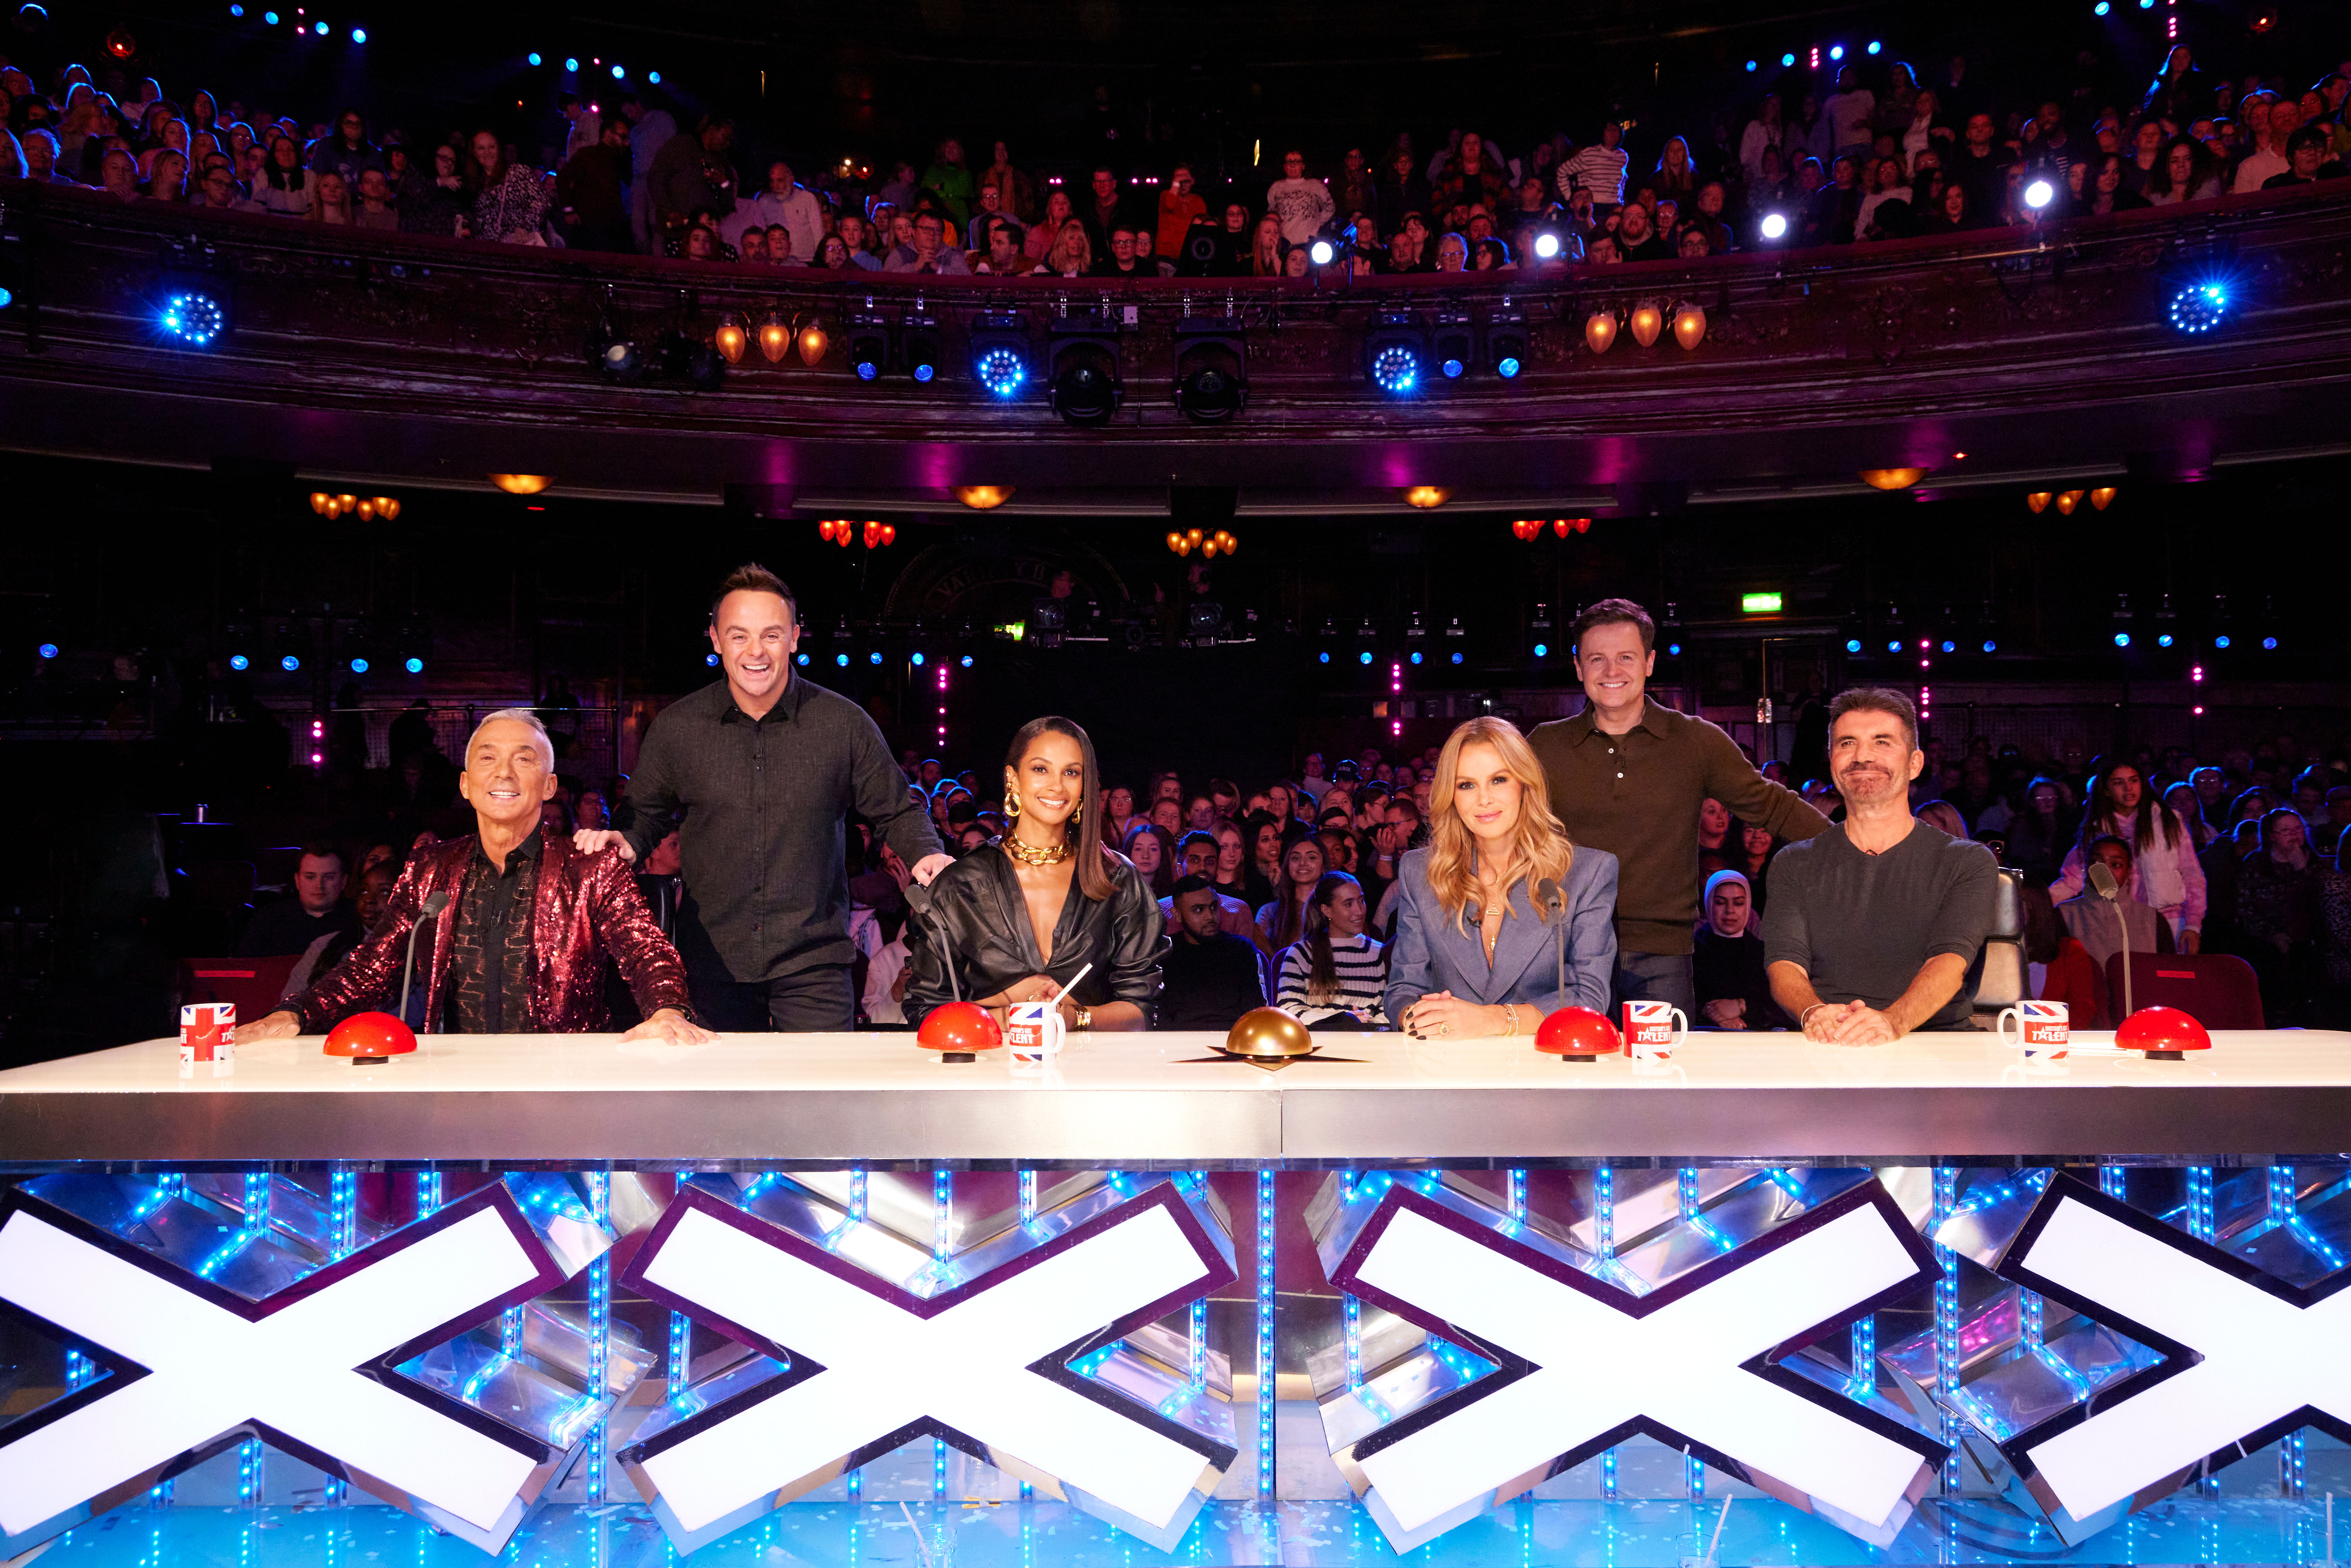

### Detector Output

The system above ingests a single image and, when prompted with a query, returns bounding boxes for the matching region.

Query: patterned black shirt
[443,829,542,1034]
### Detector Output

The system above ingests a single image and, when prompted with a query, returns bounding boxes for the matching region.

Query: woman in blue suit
[1385,716,1618,1037]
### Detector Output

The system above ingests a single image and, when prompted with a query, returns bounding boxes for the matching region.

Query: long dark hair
[1003,716,1116,901]
[1300,871,1363,1006]
[2081,760,2180,861]
[2146,135,2211,200]
[1120,820,1178,897]
[1262,835,1328,949]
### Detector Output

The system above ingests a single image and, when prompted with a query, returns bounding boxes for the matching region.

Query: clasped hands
[1402,991,1509,1040]
[1801,998,1900,1047]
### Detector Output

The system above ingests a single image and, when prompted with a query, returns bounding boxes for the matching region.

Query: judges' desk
[1,1029,2347,1566]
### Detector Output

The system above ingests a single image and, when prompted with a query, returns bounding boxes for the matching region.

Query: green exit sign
[1741,592,1785,614]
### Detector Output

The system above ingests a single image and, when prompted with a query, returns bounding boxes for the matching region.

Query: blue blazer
[1382,844,1620,1024]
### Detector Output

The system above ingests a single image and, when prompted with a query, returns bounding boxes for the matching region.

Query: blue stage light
[1781,52,1796,66]
[2263,636,2279,650]
[1450,652,1464,665]
[1981,640,1997,654]
[2157,633,2174,648]
[1532,642,1549,659]
[1666,642,1682,656]
[855,358,879,382]
[1745,59,1757,72]
[350,27,365,42]
[564,56,579,72]
[1358,651,1374,666]
[1368,343,1419,395]
[1846,638,1863,653]
[159,292,225,347]
[869,651,884,665]
[0,286,11,311]
[229,654,251,671]
[2093,1,2109,13]
[2215,635,2232,649]
[281,654,301,672]
[349,657,369,673]
[1496,354,1522,378]
[707,653,721,666]
[2113,632,2131,648]
[910,651,925,666]
[2169,281,2229,334]
[1829,44,1844,60]
[1318,651,1331,664]
[404,656,423,674]
[263,8,277,20]
[312,20,326,34]
[647,71,661,84]
[1866,40,1881,53]
[1440,356,1465,379]
[527,51,541,64]
[230,3,243,14]
[835,653,849,667]
[1886,640,1902,653]
[36,643,59,661]
[1940,640,1955,653]
[795,653,809,666]
[959,654,974,668]
[610,63,623,78]
[974,346,1025,397]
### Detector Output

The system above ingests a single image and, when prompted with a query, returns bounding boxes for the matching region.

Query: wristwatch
[1074,1005,1093,1031]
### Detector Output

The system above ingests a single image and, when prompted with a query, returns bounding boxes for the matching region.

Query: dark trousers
[1611,950,1697,1018]
[679,920,855,1031]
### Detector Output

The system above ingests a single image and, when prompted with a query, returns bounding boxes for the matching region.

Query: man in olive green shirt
[1529,598,1829,1017]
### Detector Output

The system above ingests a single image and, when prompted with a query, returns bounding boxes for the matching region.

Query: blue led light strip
[416,1169,442,1216]
[2271,1167,2309,1499]
[1019,1168,1038,1226]
[935,1169,952,1500]
[586,1171,610,1505]
[2186,1166,2216,1243]
[1256,1169,1276,1499]
[327,1169,357,1504]
[1677,1167,1714,1506]
[1848,1310,1877,1402]
[668,1310,691,1399]
[1343,1292,1364,1391]
[1507,1168,1527,1227]
[2099,1165,2126,1199]
[1933,1166,1960,1494]
[242,1173,268,1509]
[1596,1166,1616,1498]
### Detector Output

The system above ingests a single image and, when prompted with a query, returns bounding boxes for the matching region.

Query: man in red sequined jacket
[246,710,709,1043]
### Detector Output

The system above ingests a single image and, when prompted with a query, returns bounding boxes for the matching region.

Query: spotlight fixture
[1307,232,1337,267]
[105,25,134,56]
[1047,315,1123,427]
[1858,468,1928,490]
[903,311,941,384]
[953,485,1013,510]
[1402,486,1450,510]
[489,473,551,495]
[2024,178,2055,211]
[1432,312,1473,380]
[1364,311,1425,395]
[1172,317,1247,423]
[404,656,424,674]
[847,311,888,382]
[1532,230,1561,260]
[159,291,225,347]
[968,312,1029,398]
[1030,598,1066,650]
[2168,281,2229,334]
[1487,310,1527,378]
[1758,212,1789,241]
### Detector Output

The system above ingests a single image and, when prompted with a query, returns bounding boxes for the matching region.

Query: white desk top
[0,1029,2345,1165]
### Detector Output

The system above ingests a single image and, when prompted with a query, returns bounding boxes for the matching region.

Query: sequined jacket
[288,834,691,1033]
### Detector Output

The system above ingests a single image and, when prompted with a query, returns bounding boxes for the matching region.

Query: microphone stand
[399,891,450,1031]
[907,883,980,1059]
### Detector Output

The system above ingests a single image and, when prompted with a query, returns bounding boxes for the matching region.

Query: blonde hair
[1423,717,1574,936]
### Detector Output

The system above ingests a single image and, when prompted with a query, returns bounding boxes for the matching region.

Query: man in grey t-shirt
[1762,689,1996,1042]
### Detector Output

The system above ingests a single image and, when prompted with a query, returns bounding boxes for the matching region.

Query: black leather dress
[901,842,1167,1028]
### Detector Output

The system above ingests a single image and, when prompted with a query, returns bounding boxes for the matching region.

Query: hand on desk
[1803,999,1898,1047]
[242,1009,302,1040]
[619,1008,717,1046]
[572,829,636,863]
[1402,992,1505,1040]
[1702,998,1748,1030]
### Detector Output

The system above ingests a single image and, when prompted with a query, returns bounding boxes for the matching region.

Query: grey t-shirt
[1759,820,1997,1030]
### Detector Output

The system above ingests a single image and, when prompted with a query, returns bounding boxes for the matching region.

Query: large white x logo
[2001,1180,2351,1518]
[625,1185,1229,1536]
[1337,1182,1942,1538]
[0,1189,558,1537]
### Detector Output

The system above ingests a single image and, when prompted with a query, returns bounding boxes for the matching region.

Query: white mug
[1996,1000,2070,1058]
[1622,1000,1688,1061]
[1006,1000,1066,1069]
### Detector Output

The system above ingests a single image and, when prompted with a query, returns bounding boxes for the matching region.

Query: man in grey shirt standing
[575,564,949,1030]
[1762,688,1996,1042]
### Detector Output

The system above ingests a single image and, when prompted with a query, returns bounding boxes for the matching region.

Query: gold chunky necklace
[1002,831,1071,866]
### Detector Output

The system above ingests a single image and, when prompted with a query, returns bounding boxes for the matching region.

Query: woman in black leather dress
[902,716,1165,1030]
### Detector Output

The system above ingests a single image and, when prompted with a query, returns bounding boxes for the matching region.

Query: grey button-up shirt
[622,677,942,983]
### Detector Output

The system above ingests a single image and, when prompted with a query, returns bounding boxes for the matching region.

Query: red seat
[179,955,303,1021]
[2102,951,2265,1031]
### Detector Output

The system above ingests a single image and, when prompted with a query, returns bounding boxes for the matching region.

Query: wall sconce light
[1671,303,1707,349]
[1584,310,1617,354]
[1403,486,1451,509]
[714,315,747,365]
[758,312,790,364]
[1628,303,1664,348]
[953,485,1013,510]
[1859,469,1928,490]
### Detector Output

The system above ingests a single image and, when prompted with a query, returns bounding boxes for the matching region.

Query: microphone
[2085,862,2133,1023]
[1534,878,1567,1007]
[905,882,961,1005]
[400,891,450,1029]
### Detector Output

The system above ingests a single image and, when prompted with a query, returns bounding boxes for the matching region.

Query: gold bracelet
[1501,1003,1519,1037]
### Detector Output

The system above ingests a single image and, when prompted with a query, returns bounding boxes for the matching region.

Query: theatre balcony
[2,178,2349,514]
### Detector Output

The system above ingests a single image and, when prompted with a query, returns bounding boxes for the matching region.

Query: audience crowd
[213,713,2351,1036]
[6,36,2347,283]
